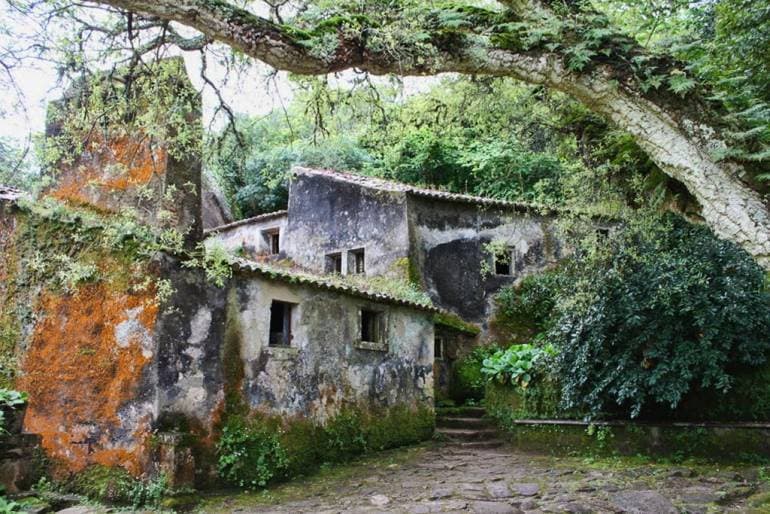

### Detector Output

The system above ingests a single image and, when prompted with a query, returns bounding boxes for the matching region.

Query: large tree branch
[79,0,770,267]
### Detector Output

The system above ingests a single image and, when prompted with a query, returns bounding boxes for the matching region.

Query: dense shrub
[67,465,168,507]
[216,405,435,489]
[216,416,289,489]
[493,273,558,343]
[551,214,770,419]
[449,346,499,402]
[484,380,568,422]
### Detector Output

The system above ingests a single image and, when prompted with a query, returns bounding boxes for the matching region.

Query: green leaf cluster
[481,343,556,388]
[550,214,770,419]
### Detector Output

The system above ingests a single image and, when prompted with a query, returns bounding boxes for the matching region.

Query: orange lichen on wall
[49,134,167,207]
[18,282,159,476]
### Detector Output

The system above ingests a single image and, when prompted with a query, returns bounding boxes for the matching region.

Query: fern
[667,72,696,96]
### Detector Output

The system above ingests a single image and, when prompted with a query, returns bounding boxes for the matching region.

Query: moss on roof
[232,258,438,313]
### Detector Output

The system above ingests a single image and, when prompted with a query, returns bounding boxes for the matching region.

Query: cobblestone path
[197,442,770,513]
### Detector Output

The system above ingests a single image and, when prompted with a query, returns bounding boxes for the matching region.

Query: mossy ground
[193,440,769,513]
[196,442,433,512]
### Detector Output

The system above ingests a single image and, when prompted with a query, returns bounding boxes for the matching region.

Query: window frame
[356,307,388,351]
[349,248,366,275]
[493,247,513,276]
[262,228,281,255]
[268,300,295,347]
[325,252,343,274]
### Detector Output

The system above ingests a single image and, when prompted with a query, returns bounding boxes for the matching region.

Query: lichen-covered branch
[80,0,770,267]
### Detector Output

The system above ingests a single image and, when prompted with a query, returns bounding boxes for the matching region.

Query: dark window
[494,248,512,275]
[434,336,445,360]
[325,252,342,274]
[360,309,383,343]
[263,229,280,255]
[350,249,365,274]
[269,301,293,346]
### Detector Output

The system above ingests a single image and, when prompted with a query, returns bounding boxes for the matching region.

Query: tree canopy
[1,0,770,266]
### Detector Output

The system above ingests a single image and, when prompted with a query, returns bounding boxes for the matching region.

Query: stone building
[0,63,580,487]
[208,167,567,328]
[206,167,575,401]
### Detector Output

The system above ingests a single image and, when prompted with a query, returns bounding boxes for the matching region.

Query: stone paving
[196,442,770,513]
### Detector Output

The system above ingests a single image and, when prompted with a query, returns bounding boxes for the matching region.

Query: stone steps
[436,416,495,429]
[436,407,504,447]
[436,428,499,441]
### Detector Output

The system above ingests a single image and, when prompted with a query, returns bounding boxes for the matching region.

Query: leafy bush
[485,379,567,422]
[550,214,770,419]
[493,272,557,342]
[0,389,27,433]
[449,346,499,402]
[0,495,20,513]
[322,409,367,461]
[216,416,289,489]
[481,343,556,387]
[216,405,435,488]
[364,405,434,451]
[67,465,168,506]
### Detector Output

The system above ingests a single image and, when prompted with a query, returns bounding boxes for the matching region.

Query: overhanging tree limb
[79,0,770,267]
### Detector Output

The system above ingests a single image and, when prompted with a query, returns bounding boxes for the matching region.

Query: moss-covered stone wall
[0,198,162,477]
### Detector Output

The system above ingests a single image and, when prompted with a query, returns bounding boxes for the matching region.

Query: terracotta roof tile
[292,166,557,214]
[204,210,287,235]
[231,258,439,313]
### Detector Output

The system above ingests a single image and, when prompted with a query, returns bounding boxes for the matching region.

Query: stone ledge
[353,340,388,352]
[265,346,299,360]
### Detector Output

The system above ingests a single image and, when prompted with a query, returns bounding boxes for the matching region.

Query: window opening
[325,252,343,274]
[269,301,293,346]
[360,309,383,343]
[350,249,365,274]
[434,336,445,360]
[494,248,512,275]
[263,229,280,255]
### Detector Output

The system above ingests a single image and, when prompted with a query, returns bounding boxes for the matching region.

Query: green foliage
[217,416,289,489]
[44,58,201,171]
[0,494,20,513]
[182,241,234,288]
[322,409,367,460]
[596,0,770,169]
[216,405,434,489]
[485,379,565,422]
[0,388,27,434]
[550,214,770,419]
[449,345,499,403]
[364,405,434,451]
[481,343,556,388]
[493,272,557,342]
[0,138,38,192]
[433,312,480,336]
[68,465,169,507]
[210,75,658,218]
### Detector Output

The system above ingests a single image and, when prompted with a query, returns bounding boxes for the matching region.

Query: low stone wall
[485,382,770,460]
[497,420,770,461]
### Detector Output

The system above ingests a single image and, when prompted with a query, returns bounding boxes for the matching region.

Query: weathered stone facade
[157,262,434,430]
[206,167,578,406]
[210,167,567,329]
[1,191,436,481]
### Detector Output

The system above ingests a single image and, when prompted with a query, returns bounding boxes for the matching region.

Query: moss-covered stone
[433,312,480,336]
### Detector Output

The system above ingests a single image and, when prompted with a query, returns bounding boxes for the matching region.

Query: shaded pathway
[196,442,770,513]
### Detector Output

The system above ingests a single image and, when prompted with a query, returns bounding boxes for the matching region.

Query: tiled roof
[204,210,287,235]
[292,166,558,214]
[231,258,439,313]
